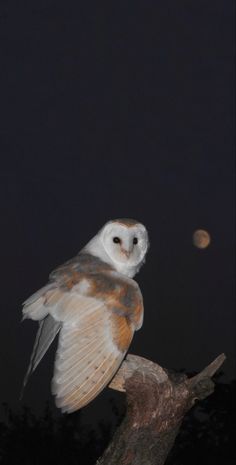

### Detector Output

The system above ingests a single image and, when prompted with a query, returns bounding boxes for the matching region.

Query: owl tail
[20,315,61,400]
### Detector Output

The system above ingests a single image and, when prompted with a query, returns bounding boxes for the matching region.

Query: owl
[22,218,149,413]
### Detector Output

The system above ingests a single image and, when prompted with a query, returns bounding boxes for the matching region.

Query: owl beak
[121,248,131,258]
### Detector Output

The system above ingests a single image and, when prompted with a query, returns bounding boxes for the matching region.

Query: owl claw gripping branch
[21,219,149,413]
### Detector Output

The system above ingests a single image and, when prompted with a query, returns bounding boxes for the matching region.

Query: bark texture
[97,353,225,465]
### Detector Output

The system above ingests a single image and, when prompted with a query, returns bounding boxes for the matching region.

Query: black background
[0,0,234,440]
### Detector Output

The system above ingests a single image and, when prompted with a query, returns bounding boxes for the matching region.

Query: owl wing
[51,285,139,413]
[21,314,61,398]
[22,276,143,413]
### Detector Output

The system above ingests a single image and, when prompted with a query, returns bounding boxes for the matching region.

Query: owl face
[101,220,149,267]
[84,219,149,277]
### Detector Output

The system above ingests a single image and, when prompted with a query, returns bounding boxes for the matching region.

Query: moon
[193,229,211,249]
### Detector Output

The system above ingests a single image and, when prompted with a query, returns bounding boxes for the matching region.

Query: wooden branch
[97,353,226,465]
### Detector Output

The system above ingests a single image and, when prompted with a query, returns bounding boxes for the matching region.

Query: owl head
[84,218,149,277]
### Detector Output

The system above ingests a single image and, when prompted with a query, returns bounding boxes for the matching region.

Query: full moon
[193,229,211,249]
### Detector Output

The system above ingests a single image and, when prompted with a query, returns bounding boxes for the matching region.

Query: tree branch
[97,353,225,465]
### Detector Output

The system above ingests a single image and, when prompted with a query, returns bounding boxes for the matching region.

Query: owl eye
[133,237,138,245]
[113,237,121,244]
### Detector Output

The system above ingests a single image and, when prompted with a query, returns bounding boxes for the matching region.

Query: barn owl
[22,218,149,413]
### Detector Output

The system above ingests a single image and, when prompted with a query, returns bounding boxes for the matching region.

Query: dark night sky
[0,0,235,421]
